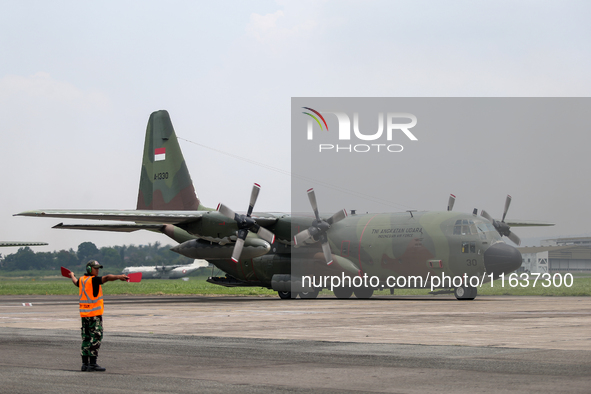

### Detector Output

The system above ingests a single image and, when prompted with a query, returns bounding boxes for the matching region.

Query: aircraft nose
[484,242,522,278]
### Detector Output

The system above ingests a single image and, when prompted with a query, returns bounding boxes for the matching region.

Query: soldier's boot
[87,356,106,372]
[81,356,89,372]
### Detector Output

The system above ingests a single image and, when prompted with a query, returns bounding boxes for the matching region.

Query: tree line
[0,241,193,274]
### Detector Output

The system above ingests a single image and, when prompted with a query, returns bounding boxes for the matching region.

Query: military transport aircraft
[122,260,208,279]
[0,242,47,247]
[0,242,47,260]
[16,110,553,300]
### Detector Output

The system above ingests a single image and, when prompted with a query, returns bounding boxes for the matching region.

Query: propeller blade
[293,229,312,246]
[256,226,275,244]
[483,198,521,245]
[502,195,512,222]
[218,184,276,263]
[307,188,321,221]
[481,210,494,223]
[322,242,333,265]
[447,194,456,211]
[247,183,261,216]
[217,203,237,221]
[231,238,245,263]
[327,209,347,225]
[507,231,521,246]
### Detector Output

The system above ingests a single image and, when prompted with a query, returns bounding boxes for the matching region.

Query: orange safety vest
[79,276,104,317]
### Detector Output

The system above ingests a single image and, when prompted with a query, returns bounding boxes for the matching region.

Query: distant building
[518,237,591,273]
[541,237,591,246]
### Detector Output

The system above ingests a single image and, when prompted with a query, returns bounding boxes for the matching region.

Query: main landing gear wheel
[354,287,374,299]
[278,291,292,299]
[333,286,353,299]
[299,288,320,299]
[454,286,477,300]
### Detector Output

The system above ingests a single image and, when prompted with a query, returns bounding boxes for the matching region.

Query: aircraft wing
[504,220,555,227]
[0,242,48,247]
[52,223,165,232]
[16,209,281,225]
[15,209,204,224]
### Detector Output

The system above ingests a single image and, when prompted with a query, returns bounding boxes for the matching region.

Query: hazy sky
[1,1,590,253]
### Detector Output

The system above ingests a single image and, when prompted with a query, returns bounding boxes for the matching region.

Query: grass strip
[1,275,589,297]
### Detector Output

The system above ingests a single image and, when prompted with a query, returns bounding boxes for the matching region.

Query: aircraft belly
[209,254,290,287]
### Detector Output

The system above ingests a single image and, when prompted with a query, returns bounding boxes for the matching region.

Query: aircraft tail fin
[136,110,204,211]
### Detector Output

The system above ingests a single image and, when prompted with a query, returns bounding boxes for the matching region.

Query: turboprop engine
[170,237,271,260]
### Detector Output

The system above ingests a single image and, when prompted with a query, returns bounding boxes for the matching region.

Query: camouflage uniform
[80,315,103,357]
[77,262,107,372]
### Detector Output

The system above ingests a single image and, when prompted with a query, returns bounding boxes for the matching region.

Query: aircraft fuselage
[175,210,521,290]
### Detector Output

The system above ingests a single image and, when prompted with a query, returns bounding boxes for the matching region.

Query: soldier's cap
[86,260,103,270]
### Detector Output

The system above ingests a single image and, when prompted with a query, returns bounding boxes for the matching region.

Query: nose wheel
[454,286,477,300]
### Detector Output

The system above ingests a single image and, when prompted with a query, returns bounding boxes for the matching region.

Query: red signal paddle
[126,272,142,283]
[60,267,72,278]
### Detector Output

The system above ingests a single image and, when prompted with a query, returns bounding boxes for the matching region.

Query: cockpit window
[453,219,478,235]
[475,220,496,240]
[475,223,485,240]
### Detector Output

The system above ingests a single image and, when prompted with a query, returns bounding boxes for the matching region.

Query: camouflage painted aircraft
[122,260,208,280]
[16,110,553,300]
[0,242,47,247]
[0,242,47,260]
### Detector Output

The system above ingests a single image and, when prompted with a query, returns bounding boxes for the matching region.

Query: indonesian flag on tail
[154,147,166,161]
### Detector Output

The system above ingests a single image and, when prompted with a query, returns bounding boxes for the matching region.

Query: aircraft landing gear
[354,287,374,299]
[278,291,292,299]
[454,286,477,300]
[299,288,320,299]
[333,286,353,299]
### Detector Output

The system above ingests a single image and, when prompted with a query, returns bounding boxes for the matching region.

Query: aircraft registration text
[154,172,169,180]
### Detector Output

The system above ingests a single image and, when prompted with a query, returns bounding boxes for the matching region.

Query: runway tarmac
[1,294,590,393]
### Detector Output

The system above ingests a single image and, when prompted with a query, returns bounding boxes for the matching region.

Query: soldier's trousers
[81,316,103,357]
